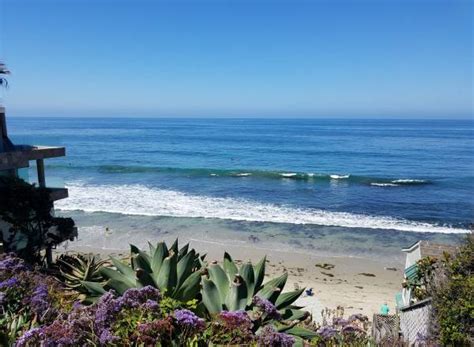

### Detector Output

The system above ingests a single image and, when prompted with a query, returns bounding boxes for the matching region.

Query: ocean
[8,117,473,260]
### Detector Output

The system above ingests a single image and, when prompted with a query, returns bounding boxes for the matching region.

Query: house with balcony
[0,107,77,262]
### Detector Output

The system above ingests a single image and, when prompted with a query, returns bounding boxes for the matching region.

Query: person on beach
[380,302,390,315]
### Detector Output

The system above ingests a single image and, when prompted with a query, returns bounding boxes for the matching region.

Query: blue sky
[0,0,472,118]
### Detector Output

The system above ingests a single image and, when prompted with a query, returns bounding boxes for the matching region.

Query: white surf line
[57,183,471,234]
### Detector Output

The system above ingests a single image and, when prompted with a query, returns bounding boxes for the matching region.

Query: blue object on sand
[305,288,313,296]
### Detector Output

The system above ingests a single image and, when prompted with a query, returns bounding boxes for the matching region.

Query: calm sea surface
[8,117,473,259]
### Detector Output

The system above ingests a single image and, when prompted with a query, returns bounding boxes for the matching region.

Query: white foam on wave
[391,179,426,183]
[56,183,470,234]
[330,174,350,180]
[234,173,252,177]
[280,173,298,178]
[371,183,400,187]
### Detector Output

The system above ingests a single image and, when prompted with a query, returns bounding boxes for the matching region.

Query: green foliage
[160,296,199,315]
[201,252,308,333]
[408,256,438,301]
[428,236,474,345]
[56,253,108,294]
[0,176,76,263]
[84,239,205,302]
[0,311,33,346]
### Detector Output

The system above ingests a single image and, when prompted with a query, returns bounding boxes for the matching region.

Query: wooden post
[46,246,53,267]
[37,159,46,187]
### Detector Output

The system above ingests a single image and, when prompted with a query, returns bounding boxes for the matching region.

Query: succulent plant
[84,239,205,302]
[201,252,308,322]
[56,253,108,293]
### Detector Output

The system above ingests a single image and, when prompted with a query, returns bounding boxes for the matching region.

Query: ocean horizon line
[6,114,474,121]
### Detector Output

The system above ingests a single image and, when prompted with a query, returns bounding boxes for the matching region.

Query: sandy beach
[61,236,404,322]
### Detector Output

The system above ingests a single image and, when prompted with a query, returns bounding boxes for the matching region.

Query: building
[402,240,459,272]
[0,107,77,261]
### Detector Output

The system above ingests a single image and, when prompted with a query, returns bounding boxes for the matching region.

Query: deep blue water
[7,117,474,240]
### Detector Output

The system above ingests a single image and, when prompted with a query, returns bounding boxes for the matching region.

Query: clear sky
[0,0,472,118]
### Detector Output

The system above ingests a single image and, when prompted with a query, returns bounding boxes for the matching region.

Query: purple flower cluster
[252,296,281,320]
[317,325,338,339]
[0,254,29,273]
[135,316,174,345]
[94,286,162,342]
[219,310,253,330]
[316,313,370,343]
[118,285,161,309]
[30,284,50,316]
[257,325,295,347]
[17,303,97,346]
[341,325,366,334]
[174,309,205,331]
[17,286,164,346]
[94,291,121,338]
[0,277,19,288]
[99,329,119,345]
[16,327,43,347]
[209,310,254,345]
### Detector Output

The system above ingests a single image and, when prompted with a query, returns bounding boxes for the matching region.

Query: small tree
[0,176,76,264]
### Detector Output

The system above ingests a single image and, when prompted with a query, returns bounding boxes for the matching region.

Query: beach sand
[60,236,404,322]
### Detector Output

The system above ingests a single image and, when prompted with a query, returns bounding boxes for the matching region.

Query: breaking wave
[48,164,431,186]
[56,182,469,234]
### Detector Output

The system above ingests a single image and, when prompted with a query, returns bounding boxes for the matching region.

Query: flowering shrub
[0,254,73,344]
[301,307,372,346]
[258,325,295,347]
[205,310,255,344]
[16,285,208,346]
[0,252,381,346]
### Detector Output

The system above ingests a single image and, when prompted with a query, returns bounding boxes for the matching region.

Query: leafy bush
[0,177,76,264]
[423,236,474,345]
[406,255,437,301]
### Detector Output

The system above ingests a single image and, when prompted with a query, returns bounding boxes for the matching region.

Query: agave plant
[201,252,317,339]
[202,252,308,320]
[84,239,206,302]
[56,253,108,293]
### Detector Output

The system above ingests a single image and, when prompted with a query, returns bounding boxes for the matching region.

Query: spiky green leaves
[57,254,107,293]
[200,253,307,327]
[85,239,204,301]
